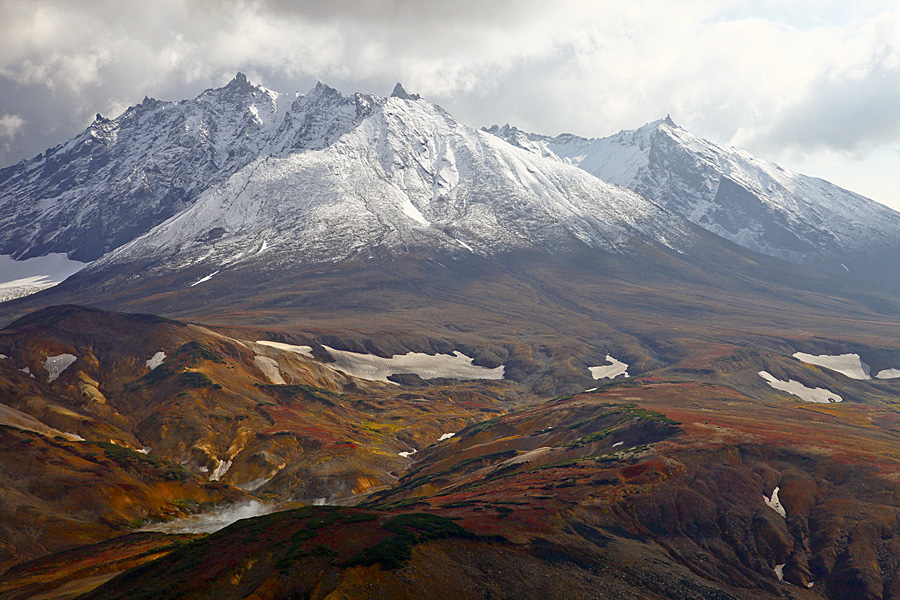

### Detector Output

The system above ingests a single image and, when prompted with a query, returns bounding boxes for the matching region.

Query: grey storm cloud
[750,58,900,157]
[0,0,898,208]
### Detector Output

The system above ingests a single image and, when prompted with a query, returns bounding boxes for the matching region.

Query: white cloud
[0,114,24,139]
[0,0,897,208]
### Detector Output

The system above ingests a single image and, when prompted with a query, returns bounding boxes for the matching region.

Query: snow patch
[209,459,233,481]
[612,441,624,448]
[589,355,629,379]
[775,564,785,581]
[876,369,900,380]
[792,352,870,380]
[139,447,151,454]
[190,270,219,287]
[399,449,418,458]
[256,340,314,357]
[146,351,166,370]
[759,371,842,403]
[254,355,286,384]
[452,237,474,252]
[322,346,504,384]
[400,198,430,226]
[438,432,456,441]
[764,486,787,518]
[44,354,76,382]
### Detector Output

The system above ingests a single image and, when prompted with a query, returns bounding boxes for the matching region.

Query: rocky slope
[66,374,900,600]
[487,119,900,291]
[0,304,510,573]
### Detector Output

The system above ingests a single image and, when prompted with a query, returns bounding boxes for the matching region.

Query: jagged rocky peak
[391,82,421,101]
[309,80,342,97]
[226,71,252,88]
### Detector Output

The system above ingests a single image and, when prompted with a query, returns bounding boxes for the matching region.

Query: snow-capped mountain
[75,84,696,285]
[0,74,377,263]
[487,119,900,291]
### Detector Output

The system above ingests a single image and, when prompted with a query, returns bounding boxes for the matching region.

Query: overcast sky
[1,0,898,209]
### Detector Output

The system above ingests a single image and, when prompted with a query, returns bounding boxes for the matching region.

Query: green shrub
[176,372,221,389]
[174,341,225,365]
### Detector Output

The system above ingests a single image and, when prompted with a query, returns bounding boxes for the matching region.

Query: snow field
[764,487,787,518]
[792,352,870,380]
[876,369,900,380]
[209,459,233,482]
[321,346,504,384]
[589,355,629,379]
[146,351,166,370]
[758,371,842,403]
[44,354,77,382]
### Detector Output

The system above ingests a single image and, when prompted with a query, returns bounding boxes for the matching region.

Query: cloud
[729,9,900,160]
[0,0,897,210]
[0,114,24,139]
[0,113,25,156]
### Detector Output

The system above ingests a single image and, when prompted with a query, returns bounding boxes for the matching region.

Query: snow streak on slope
[86,93,696,280]
[488,120,900,290]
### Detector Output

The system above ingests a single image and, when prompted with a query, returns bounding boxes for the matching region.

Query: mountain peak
[308,81,342,99]
[230,72,250,86]
[390,83,420,101]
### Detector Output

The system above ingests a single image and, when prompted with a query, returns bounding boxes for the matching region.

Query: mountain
[486,119,900,292]
[7,76,900,599]
[0,74,376,263]
[61,85,696,283]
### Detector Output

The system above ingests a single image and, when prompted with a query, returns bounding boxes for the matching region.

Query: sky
[1,0,898,209]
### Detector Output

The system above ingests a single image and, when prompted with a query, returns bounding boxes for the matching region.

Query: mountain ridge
[486,118,900,291]
[0,75,374,263]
